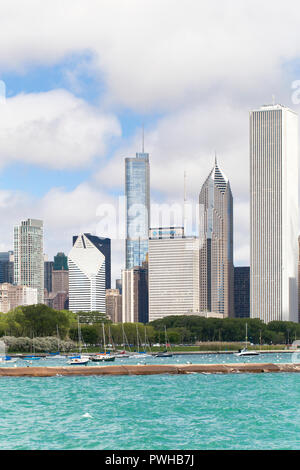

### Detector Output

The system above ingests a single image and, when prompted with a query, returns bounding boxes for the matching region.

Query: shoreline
[1,362,300,377]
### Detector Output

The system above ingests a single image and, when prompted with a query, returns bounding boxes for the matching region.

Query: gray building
[199,159,234,317]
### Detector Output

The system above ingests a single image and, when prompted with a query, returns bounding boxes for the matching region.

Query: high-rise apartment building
[14,219,44,303]
[199,161,234,317]
[250,104,298,322]
[68,233,106,313]
[73,234,111,289]
[148,228,199,321]
[125,152,150,269]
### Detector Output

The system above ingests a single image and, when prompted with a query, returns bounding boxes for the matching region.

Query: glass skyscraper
[125,152,150,269]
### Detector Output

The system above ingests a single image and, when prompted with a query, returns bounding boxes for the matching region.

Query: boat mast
[78,316,81,354]
[102,323,106,354]
[245,323,248,349]
[136,324,139,353]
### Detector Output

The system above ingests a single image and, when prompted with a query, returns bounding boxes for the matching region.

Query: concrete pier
[1,362,300,377]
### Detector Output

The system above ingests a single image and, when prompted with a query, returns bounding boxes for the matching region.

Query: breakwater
[1,362,300,377]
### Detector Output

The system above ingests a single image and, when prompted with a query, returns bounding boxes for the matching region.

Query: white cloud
[0,89,121,169]
[0,1,300,111]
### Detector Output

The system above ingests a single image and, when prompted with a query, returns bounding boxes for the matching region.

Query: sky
[1,0,300,284]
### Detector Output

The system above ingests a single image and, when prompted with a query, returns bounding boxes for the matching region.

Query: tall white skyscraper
[148,227,199,321]
[250,104,298,322]
[14,218,44,304]
[68,233,106,313]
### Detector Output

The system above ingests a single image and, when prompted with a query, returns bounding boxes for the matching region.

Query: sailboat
[154,326,173,357]
[235,323,260,357]
[23,331,41,360]
[114,324,131,358]
[90,323,115,362]
[46,326,67,359]
[67,318,90,365]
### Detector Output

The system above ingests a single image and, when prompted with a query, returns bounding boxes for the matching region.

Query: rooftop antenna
[272,95,275,106]
[183,170,187,235]
[142,123,145,153]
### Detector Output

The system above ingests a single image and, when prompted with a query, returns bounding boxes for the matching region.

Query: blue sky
[0,0,300,281]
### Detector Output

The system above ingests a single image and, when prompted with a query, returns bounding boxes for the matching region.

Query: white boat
[67,356,90,365]
[0,356,18,363]
[235,348,260,357]
[235,323,260,357]
[67,318,90,365]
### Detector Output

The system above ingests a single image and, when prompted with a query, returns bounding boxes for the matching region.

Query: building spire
[142,123,145,153]
[214,151,217,166]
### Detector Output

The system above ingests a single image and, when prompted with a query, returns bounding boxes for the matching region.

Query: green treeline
[0,305,299,347]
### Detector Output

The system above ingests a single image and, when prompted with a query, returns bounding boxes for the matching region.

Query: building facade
[44,259,53,294]
[68,233,106,313]
[250,104,298,322]
[148,229,199,321]
[199,160,234,317]
[0,283,38,313]
[14,219,44,303]
[73,234,111,290]
[0,251,14,285]
[106,289,122,323]
[122,261,148,323]
[125,152,150,269]
[234,267,250,318]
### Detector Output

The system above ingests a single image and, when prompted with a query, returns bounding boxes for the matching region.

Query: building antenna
[142,123,145,153]
[183,170,187,235]
[272,95,275,106]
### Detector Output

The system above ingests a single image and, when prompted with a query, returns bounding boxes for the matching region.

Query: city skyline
[2,4,300,285]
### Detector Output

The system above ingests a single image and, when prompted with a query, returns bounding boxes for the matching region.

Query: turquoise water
[1,353,300,450]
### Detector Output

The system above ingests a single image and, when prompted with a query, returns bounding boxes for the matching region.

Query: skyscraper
[125,151,150,269]
[14,219,44,303]
[73,234,111,289]
[0,251,14,285]
[122,260,148,323]
[250,104,298,322]
[68,233,106,313]
[234,267,250,318]
[148,227,199,321]
[44,258,53,294]
[199,160,234,317]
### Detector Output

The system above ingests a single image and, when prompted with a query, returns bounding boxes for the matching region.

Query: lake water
[1,352,300,450]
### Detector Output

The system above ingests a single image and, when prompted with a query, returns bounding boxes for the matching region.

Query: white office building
[250,104,298,322]
[68,233,106,313]
[14,219,44,304]
[148,228,199,321]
